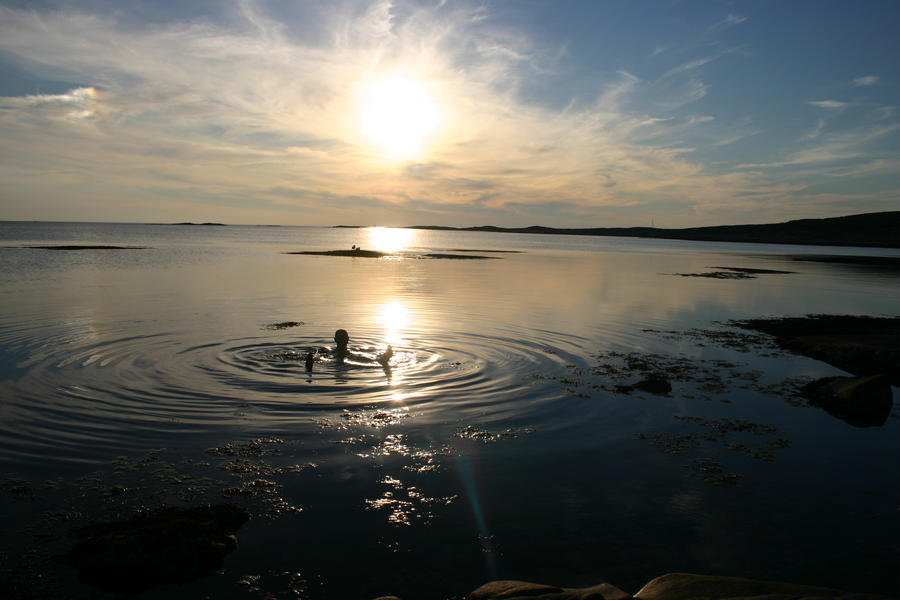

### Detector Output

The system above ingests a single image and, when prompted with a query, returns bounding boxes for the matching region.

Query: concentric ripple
[0,319,589,469]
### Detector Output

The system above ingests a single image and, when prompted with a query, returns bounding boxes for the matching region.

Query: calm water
[0,222,898,598]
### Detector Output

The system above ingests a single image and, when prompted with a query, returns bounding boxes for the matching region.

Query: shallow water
[1,222,898,598]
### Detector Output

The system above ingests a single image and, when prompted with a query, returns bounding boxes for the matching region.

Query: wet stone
[801,374,893,427]
[54,504,250,595]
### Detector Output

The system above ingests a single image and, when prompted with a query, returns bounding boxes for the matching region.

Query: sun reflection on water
[367,227,415,253]
[377,301,410,346]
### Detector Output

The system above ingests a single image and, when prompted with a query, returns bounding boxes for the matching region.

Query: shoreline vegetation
[335,211,900,249]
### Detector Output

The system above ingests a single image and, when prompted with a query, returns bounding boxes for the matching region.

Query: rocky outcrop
[802,374,893,427]
[469,580,631,600]
[735,315,900,385]
[459,573,895,600]
[634,572,894,600]
[55,504,249,595]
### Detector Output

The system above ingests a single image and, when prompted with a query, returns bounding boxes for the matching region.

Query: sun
[361,76,441,160]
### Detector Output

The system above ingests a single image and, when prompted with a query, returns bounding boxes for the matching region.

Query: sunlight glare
[377,301,410,346]
[361,76,441,159]
[368,226,415,253]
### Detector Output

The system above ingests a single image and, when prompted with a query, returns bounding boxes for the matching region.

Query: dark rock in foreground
[634,573,894,600]
[735,315,900,385]
[470,580,631,600]
[54,504,249,594]
[802,374,893,427]
[462,573,894,600]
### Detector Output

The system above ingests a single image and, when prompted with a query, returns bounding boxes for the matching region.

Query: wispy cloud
[0,2,895,227]
[738,124,899,168]
[662,56,715,79]
[852,75,879,87]
[809,100,849,109]
[706,13,748,35]
[0,86,98,120]
[805,118,826,139]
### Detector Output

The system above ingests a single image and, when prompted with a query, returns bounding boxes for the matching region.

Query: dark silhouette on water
[300,329,393,372]
[333,328,350,362]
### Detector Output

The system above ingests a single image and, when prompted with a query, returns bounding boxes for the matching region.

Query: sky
[0,0,897,228]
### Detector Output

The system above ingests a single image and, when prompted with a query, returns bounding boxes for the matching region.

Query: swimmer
[332,329,392,368]
[377,345,393,367]
[333,328,350,359]
[305,351,315,371]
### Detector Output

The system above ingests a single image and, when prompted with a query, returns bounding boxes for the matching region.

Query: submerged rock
[470,580,631,600]
[634,572,894,600]
[618,373,672,395]
[54,504,249,594]
[633,374,672,395]
[801,374,893,427]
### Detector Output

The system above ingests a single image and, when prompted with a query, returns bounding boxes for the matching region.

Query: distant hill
[410,211,900,248]
[171,222,227,226]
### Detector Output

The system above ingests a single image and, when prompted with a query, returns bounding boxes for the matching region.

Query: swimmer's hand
[377,345,393,366]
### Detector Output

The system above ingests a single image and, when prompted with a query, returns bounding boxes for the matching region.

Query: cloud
[0,2,895,227]
[809,100,848,109]
[852,75,879,87]
[0,86,98,119]
[805,118,826,139]
[706,13,748,35]
[662,56,715,79]
[737,124,899,169]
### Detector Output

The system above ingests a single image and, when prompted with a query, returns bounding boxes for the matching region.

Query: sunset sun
[361,76,441,160]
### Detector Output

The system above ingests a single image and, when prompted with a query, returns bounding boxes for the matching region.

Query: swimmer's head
[334,329,349,351]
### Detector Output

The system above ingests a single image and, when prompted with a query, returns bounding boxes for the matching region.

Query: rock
[634,572,894,600]
[735,315,900,385]
[469,580,632,600]
[633,374,672,395]
[801,374,893,427]
[54,504,250,595]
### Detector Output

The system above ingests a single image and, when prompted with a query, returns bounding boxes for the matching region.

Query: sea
[0,221,898,598]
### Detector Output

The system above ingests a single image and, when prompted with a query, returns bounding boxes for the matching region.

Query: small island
[285,249,498,259]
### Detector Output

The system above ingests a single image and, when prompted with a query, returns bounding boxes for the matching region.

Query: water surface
[1,222,898,598]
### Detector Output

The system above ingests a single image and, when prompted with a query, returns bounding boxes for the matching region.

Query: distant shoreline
[398,211,900,249]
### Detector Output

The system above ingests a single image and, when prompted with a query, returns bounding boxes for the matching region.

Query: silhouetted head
[334,329,349,352]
